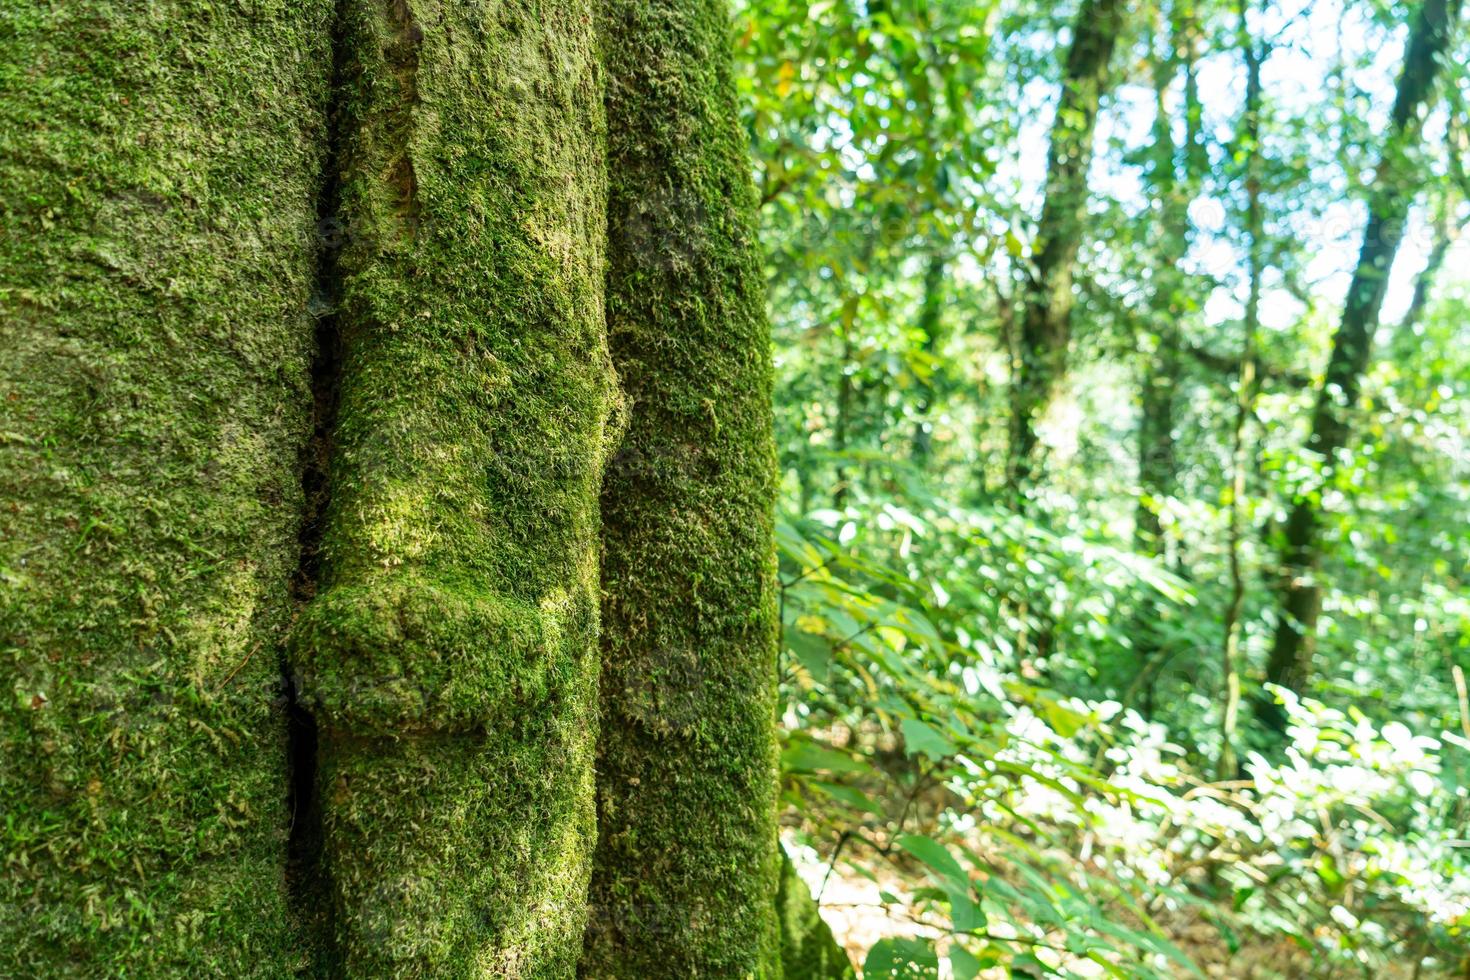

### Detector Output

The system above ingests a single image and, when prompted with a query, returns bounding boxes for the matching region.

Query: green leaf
[945,883,983,933]
[1086,915,1204,977]
[788,629,833,683]
[896,833,968,890]
[1011,952,1054,977]
[812,780,884,815]
[949,944,983,980]
[899,717,955,760]
[863,937,939,978]
[1040,698,1090,738]
[781,739,870,775]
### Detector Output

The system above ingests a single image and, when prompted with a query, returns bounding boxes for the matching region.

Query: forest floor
[787,837,1427,978]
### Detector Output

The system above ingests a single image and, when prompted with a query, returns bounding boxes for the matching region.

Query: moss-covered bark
[0,1,331,974]
[287,0,617,974]
[580,0,783,975]
[777,851,856,980]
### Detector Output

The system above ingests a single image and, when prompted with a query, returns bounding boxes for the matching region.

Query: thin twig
[817,830,851,903]
[780,552,840,591]
[217,639,264,691]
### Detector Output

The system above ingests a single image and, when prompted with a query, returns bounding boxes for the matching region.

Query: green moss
[580,0,783,975]
[289,0,615,973]
[291,573,555,734]
[0,0,332,974]
[777,850,856,980]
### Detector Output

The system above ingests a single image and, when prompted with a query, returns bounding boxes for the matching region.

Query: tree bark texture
[287,0,617,974]
[582,0,784,974]
[0,1,333,974]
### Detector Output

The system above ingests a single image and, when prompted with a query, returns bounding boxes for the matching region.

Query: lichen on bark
[0,0,333,974]
[581,0,784,975]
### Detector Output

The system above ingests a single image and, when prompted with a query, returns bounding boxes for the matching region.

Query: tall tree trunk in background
[1124,3,1200,713]
[1398,205,1461,336]
[1259,0,1461,734]
[834,334,858,505]
[1008,0,1126,491]
[1219,0,1266,778]
[834,311,856,508]
[1135,339,1182,554]
[582,0,784,974]
[0,3,331,974]
[912,250,949,466]
[288,1,617,972]
[1135,2,1200,557]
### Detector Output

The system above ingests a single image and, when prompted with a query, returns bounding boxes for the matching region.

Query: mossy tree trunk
[8,0,783,974]
[1124,3,1202,706]
[1218,0,1266,779]
[581,0,784,975]
[1008,0,1125,491]
[288,0,618,974]
[1135,3,1200,558]
[0,2,332,974]
[776,850,856,979]
[1259,0,1460,735]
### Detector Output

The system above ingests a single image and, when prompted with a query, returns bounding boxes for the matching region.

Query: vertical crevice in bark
[284,676,327,972]
[285,0,351,961]
[380,0,422,240]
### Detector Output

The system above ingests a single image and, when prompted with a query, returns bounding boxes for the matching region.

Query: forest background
[736,0,1470,975]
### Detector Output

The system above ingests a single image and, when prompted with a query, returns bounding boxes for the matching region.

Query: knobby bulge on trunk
[3,0,617,974]
[288,0,619,974]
